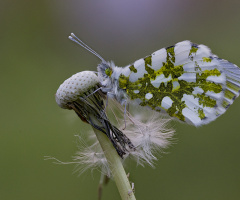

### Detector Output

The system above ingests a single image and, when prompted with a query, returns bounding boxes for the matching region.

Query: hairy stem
[91,115,136,200]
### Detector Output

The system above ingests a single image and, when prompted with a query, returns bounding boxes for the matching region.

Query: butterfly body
[97,40,240,126]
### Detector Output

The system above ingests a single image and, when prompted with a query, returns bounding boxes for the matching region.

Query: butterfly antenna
[69,33,106,63]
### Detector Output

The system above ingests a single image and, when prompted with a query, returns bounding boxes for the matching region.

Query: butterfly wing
[118,41,240,126]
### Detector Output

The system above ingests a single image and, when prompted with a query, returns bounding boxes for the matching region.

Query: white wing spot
[206,74,225,84]
[151,48,167,71]
[172,81,180,91]
[151,74,173,88]
[134,90,139,94]
[145,93,153,100]
[178,73,196,82]
[192,87,204,95]
[182,107,201,126]
[161,96,173,109]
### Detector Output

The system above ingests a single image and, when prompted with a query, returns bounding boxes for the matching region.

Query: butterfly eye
[105,68,112,77]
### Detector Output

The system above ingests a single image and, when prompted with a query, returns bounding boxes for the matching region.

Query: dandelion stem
[91,114,136,200]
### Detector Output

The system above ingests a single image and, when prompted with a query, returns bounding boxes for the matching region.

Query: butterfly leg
[100,91,116,117]
[84,87,103,99]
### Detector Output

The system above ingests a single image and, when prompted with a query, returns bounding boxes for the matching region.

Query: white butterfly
[69,33,240,126]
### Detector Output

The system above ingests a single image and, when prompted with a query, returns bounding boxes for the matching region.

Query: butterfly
[69,33,240,126]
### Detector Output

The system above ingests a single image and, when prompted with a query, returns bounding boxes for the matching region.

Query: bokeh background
[1,1,240,199]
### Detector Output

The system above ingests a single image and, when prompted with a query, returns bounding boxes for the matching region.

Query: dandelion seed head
[55,71,99,109]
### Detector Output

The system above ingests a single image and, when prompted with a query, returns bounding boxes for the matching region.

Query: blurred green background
[1,1,240,199]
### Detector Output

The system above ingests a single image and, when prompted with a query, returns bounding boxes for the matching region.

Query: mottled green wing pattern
[118,41,240,126]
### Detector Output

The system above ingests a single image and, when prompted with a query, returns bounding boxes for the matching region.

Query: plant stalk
[91,116,136,200]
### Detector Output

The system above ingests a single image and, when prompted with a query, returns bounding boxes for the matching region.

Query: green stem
[91,121,136,200]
